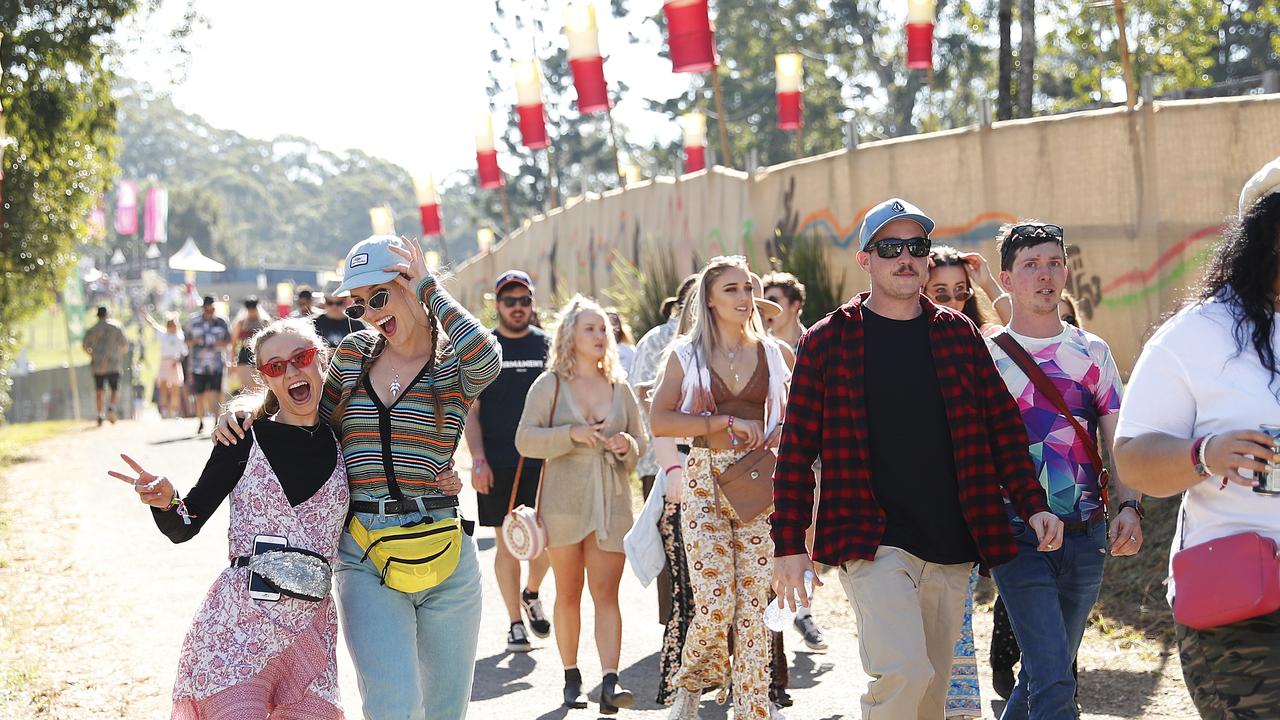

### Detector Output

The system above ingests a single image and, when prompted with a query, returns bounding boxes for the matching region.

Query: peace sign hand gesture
[108,454,176,509]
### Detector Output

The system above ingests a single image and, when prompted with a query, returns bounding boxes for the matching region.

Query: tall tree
[0,1,160,412]
[997,0,1014,119]
[644,0,850,168]
[1016,0,1036,117]
[482,0,641,230]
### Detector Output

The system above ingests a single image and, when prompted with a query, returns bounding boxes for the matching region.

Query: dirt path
[0,415,1195,719]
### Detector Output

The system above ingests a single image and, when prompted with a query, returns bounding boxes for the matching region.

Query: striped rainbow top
[320,274,501,498]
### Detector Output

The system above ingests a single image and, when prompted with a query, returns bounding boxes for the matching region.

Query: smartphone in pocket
[248,534,287,601]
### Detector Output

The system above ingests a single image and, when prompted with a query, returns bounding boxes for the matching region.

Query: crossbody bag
[694,345,777,521]
[501,375,559,562]
[1171,504,1280,630]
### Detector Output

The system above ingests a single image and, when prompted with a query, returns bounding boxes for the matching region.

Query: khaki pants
[839,546,973,720]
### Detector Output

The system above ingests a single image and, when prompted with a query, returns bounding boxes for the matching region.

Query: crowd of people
[101,155,1280,720]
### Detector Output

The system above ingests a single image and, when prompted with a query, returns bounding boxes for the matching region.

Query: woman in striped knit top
[217,235,500,720]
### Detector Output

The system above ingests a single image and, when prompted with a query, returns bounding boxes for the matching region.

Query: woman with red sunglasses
[215,235,497,720]
[110,317,447,719]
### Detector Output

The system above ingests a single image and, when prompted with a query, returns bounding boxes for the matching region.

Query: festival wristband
[664,465,683,476]
[1192,434,1215,479]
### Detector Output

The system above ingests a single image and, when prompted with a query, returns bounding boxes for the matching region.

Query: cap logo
[350,253,369,268]
[892,201,905,213]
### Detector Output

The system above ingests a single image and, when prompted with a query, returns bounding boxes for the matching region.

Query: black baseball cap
[495,270,534,294]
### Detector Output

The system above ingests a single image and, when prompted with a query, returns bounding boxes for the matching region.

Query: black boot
[600,672,634,715]
[563,668,587,709]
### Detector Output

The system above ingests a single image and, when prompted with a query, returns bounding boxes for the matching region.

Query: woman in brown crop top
[650,256,794,720]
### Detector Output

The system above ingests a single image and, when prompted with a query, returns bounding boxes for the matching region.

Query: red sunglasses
[257,347,319,378]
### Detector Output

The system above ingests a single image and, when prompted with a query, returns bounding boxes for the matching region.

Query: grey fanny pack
[233,547,333,602]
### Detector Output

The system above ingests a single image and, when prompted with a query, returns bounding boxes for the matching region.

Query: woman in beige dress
[516,294,648,714]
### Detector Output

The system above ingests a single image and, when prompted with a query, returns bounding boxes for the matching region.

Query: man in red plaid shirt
[770,198,1064,719]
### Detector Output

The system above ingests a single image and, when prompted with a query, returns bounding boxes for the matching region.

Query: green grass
[0,420,77,470]
[14,304,162,392]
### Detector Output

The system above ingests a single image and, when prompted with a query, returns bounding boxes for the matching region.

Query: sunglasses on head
[499,295,533,308]
[344,289,390,320]
[869,237,931,259]
[932,288,973,304]
[257,347,319,378]
[1010,223,1065,241]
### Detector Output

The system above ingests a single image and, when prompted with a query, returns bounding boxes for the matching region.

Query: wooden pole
[497,183,512,237]
[605,105,624,186]
[545,145,559,210]
[710,67,733,170]
[1113,0,1137,110]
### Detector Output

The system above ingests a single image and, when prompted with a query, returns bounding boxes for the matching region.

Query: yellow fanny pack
[348,514,462,593]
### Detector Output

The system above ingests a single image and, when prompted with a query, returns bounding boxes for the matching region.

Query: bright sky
[119,1,690,185]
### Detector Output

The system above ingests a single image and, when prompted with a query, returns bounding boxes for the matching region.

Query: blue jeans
[991,518,1106,720]
[335,507,482,720]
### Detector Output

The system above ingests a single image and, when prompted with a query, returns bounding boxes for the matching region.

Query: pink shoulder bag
[501,375,559,562]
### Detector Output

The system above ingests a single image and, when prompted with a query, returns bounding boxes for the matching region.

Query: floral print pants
[674,447,773,719]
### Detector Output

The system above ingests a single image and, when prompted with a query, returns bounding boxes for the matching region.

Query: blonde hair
[233,318,330,420]
[547,294,627,382]
[685,256,767,363]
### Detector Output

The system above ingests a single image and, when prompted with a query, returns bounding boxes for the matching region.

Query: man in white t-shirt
[984,221,1146,720]
[1114,155,1280,718]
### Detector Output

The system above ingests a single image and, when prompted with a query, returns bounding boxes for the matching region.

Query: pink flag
[88,203,107,240]
[143,186,168,243]
[115,181,138,236]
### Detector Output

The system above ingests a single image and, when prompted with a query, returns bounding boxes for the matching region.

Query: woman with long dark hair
[1115,157,1280,718]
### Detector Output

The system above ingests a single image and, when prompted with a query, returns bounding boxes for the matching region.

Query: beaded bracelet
[727,416,737,446]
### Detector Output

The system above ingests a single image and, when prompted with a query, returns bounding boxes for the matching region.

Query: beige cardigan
[515,371,648,552]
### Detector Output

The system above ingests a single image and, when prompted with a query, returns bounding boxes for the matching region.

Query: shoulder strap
[993,332,1107,479]
[508,374,560,513]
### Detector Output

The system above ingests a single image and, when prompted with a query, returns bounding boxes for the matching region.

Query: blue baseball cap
[334,235,409,296]
[858,198,936,251]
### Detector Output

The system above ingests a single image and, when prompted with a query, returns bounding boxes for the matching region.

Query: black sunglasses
[932,288,973,304]
[869,237,931,259]
[499,296,533,308]
[344,289,390,320]
[1010,223,1065,241]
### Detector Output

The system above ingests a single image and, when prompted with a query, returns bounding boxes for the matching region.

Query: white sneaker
[768,704,788,720]
[668,688,700,719]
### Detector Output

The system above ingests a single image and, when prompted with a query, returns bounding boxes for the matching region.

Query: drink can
[1256,425,1280,495]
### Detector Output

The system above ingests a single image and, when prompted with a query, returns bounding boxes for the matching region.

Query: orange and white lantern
[475,113,503,189]
[663,0,716,74]
[906,0,936,70]
[413,173,442,237]
[513,59,550,149]
[565,3,610,113]
[680,112,708,173]
[775,53,804,130]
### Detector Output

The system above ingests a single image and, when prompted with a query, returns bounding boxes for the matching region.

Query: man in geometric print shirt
[984,221,1146,720]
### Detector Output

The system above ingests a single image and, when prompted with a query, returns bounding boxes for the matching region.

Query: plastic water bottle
[764,570,815,632]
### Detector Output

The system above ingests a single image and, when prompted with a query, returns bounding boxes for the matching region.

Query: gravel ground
[0,414,1197,719]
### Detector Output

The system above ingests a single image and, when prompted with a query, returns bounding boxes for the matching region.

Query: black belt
[1062,514,1105,535]
[350,495,459,515]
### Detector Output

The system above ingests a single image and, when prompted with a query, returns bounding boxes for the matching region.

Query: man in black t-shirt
[313,294,359,348]
[464,270,552,653]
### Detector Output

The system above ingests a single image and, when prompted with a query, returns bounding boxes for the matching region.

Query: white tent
[167,237,226,272]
